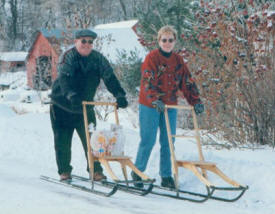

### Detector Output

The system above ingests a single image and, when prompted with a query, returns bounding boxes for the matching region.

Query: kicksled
[41,101,155,197]
[41,102,248,202]
[151,104,248,202]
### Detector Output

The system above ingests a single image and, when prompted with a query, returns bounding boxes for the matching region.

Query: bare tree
[9,0,18,43]
[118,0,127,19]
[0,0,157,50]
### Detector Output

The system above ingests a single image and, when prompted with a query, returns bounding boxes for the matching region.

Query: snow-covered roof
[40,29,67,39]
[0,52,28,62]
[93,20,147,63]
[95,20,138,30]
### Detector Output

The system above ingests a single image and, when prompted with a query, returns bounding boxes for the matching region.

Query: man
[50,29,128,181]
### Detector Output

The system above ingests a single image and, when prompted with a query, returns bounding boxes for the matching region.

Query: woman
[132,25,204,188]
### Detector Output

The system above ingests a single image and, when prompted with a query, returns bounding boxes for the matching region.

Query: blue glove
[152,100,165,113]
[194,103,204,115]
[116,97,128,108]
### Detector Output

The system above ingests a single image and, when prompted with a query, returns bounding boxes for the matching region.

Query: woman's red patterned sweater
[139,49,201,108]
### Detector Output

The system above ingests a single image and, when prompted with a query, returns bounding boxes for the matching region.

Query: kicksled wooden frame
[82,101,155,196]
[162,104,248,202]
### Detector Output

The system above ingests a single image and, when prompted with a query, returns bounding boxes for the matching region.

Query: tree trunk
[118,0,127,19]
[9,0,18,44]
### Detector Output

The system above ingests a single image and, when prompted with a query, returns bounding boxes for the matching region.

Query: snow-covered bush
[185,0,275,146]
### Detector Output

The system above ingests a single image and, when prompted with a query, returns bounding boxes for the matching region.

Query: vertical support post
[191,107,207,178]
[120,160,129,186]
[83,101,95,189]
[164,106,179,195]
[114,104,119,125]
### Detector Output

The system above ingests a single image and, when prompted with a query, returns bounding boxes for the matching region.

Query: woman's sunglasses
[161,38,174,43]
[81,39,93,44]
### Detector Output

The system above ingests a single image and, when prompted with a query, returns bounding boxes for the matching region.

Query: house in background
[0,52,28,73]
[26,29,72,90]
[93,19,147,63]
[26,20,147,90]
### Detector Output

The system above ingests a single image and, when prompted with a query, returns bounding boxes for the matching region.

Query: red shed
[26,29,72,90]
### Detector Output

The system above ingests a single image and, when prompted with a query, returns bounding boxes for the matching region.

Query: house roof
[40,29,67,39]
[93,20,147,63]
[95,20,139,29]
[0,52,28,62]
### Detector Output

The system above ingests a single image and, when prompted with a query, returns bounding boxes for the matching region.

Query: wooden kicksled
[81,101,155,196]
[154,104,248,202]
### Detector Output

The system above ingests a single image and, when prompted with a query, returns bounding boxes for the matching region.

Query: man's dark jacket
[50,47,126,123]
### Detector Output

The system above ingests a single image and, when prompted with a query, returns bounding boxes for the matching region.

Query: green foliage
[135,0,202,51]
[114,48,142,96]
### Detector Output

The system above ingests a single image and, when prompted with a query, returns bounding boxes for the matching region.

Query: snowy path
[0,159,258,214]
[0,110,275,214]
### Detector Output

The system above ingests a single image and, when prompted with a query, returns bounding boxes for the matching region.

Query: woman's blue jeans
[135,104,177,178]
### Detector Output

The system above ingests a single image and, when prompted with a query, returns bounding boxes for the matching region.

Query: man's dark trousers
[50,104,103,175]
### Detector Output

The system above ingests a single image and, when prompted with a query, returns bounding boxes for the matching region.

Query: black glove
[194,103,204,115]
[68,94,82,111]
[152,100,165,113]
[116,97,128,108]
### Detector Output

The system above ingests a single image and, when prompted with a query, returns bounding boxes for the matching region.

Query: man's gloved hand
[116,97,128,108]
[194,103,204,115]
[68,94,82,111]
[152,100,165,113]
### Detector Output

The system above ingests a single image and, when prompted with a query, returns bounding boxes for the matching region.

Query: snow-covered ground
[1,71,275,214]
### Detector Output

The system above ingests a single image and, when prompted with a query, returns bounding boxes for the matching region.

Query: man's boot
[93,171,107,181]
[60,172,72,181]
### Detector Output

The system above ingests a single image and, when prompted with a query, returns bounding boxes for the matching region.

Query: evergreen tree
[135,0,202,51]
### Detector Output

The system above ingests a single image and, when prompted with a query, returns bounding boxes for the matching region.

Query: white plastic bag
[108,124,125,156]
[89,124,125,157]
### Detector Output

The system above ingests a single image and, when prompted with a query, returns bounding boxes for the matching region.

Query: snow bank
[0,103,16,118]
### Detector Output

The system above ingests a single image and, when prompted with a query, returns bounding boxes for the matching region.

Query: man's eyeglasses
[81,39,93,44]
[161,38,174,43]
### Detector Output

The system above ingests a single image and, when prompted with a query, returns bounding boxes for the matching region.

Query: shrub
[114,48,143,96]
